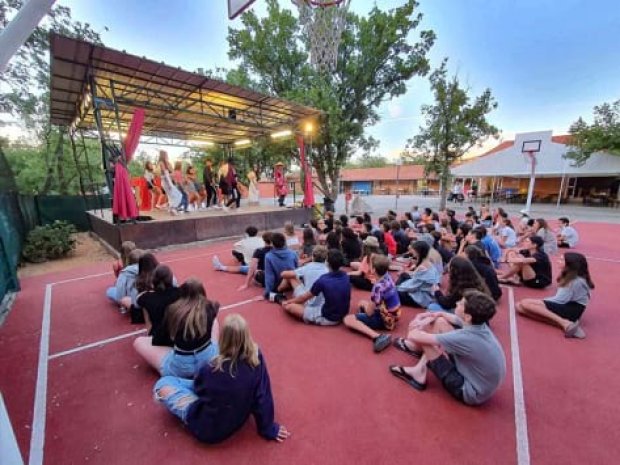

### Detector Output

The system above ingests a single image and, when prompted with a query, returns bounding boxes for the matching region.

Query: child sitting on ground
[389,290,506,406]
[112,241,136,278]
[284,222,300,253]
[281,249,351,326]
[276,246,328,304]
[106,248,143,313]
[299,227,317,264]
[557,217,579,248]
[343,254,401,352]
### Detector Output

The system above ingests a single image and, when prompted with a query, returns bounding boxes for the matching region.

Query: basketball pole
[524,151,536,214]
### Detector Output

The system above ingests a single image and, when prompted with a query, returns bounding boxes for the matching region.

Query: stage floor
[87,206,312,251]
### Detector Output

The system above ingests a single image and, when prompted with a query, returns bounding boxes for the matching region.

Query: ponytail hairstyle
[167,279,219,341]
[152,264,174,291]
[135,252,159,293]
[558,252,595,289]
[409,240,430,268]
[447,256,490,297]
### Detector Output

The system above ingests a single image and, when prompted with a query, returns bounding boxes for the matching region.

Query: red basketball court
[1,222,619,465]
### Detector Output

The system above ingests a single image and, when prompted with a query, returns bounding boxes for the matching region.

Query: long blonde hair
[212,314,259,375]
[166,279,219,341]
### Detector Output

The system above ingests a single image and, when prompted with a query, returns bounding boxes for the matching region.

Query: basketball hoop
[292,0,350,72]
[520,139,542,213]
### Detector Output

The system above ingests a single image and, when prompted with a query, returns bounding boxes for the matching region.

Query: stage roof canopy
[49,33,320,145]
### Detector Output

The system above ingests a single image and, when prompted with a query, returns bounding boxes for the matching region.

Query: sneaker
[373,334,392,353]
[565,321,586,339]
[212,255,225,271]
[118,306,129,315]
[273,293,286,305]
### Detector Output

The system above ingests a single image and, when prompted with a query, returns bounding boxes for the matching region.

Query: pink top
[173,170,183,185]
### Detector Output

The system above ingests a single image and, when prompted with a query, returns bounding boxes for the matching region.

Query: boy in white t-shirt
[276,246,328,302]
[557,217,579,248]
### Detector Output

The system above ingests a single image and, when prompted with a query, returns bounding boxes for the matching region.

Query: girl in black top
[464,245,502,301]
[134,278,220,379]
[341,227,362,265]
[428,256,490,311]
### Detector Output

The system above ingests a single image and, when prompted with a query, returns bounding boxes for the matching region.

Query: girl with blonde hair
[134,278,220,378]
[157,150,183,215]
[154,314,290,444]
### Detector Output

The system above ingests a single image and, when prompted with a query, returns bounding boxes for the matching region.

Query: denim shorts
[355,310,385,330]
[160,342,219,379]
[154,376,197,424]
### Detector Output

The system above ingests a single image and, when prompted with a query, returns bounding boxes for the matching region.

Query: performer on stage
[157,150,183,216]
[203,158,218,208]
[247,167,260,206]
[225,158,241,210]
[274,162,288,207]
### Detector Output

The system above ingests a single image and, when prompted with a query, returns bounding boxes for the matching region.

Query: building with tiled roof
[339,165,438,195]
[451,130,620,205]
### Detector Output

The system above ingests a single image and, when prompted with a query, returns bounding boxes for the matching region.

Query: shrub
[22,221,77,263]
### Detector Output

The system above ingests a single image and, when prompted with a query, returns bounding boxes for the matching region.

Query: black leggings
[205,184,217,207]
[227,186,241,208]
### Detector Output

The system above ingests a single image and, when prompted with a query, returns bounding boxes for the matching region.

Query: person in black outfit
[202,158,217,208]
[498,235,552,288]
[134,265,180,349]
[341,227,362,265]
[464,245,502,301]
[225,158,241,209]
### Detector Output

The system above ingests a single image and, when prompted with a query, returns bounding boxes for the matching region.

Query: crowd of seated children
[281,249,351,326]
[390,291,506,404]
[154,313,289,444]
[134,278,220,379]
[344,254,401,352]
[557,217,579,248]
[517,252,593,339]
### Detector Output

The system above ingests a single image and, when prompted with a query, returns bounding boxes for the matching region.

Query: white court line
[48,329,147,360]
[49,246,233,287]
[28,284,52,465]
[26,244,239,464]
[46,296,264,360]
[585,255,620,264]
[508,287,531,465]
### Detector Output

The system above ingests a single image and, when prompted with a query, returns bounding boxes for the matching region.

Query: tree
[566,99,620,166]
[227,0,434,200]
[0,1,103,194]
[408,61,498,209]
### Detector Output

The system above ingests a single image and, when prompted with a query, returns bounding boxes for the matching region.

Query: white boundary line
[585,255,620,264]
[28,284,52,465]
[26,244,247,465]
[46,296,264,360]
[508,287,531,465]
[48,329,147,360]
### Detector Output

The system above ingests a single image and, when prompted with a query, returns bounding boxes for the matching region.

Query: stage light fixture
[234,139,251,146]
[271,129,293,139]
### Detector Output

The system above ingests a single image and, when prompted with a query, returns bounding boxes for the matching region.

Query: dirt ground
[17,232,114,278]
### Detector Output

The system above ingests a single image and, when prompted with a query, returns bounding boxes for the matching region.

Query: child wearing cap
[344,254,401,352]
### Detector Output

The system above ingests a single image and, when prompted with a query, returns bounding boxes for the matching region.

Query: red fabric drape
[297,135,315,207]
[124,108,145,162]
[112,109,144,219]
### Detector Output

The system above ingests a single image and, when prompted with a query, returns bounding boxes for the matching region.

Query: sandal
[392,337,423,358]
[389,365,426,391]
[498,277,521,286]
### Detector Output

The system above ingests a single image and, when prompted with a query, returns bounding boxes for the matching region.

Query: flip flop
[498,278,522,286]
[392,337,423,358]
[389,365,426,391]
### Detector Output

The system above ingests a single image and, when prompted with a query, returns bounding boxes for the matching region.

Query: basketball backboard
[521,139,541,153]
[228,0,256,20]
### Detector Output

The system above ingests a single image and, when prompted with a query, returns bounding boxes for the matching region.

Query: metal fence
[0,193,110,303]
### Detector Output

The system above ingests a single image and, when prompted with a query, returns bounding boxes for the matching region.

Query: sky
[6,0,620,159]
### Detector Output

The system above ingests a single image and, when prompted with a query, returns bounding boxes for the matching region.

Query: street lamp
[395,157,403,212]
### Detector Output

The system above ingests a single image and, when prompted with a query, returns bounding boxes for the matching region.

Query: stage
[88,205,312,252]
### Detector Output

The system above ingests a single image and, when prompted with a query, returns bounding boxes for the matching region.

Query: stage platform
[88,206,312,251]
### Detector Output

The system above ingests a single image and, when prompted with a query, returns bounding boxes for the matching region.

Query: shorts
[427,354,465,403]
[160,342,219,379]
[543,300,585,322]
[521,276,551,289]
[303,304,339,326]
[254,270,265,286]
[355,310,385,330]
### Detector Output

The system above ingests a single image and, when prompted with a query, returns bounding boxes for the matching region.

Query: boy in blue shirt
[282,249,351,326]
[344,254,401,352]
[264,232,298,300]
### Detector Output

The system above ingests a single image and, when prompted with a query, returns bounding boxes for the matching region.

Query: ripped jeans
[154,376,198,424]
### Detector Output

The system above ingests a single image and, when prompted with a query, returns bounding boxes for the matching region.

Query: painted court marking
[26,245,256,465]
[508,286,531,465]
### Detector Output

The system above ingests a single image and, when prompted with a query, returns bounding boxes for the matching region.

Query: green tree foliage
[408,61,498,209]
[566,99,620,166]
[0,0,102,194]
[228,0,434,199]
